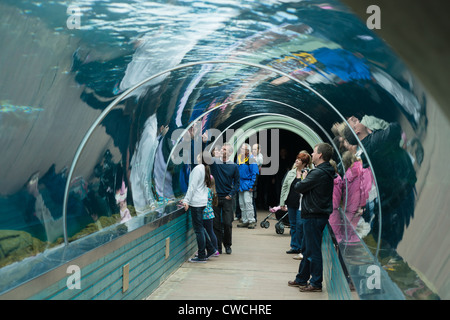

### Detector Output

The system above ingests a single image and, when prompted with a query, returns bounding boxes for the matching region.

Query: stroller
[260,206,290,234]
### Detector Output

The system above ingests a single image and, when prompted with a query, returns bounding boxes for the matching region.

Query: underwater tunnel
[0,0,448,300]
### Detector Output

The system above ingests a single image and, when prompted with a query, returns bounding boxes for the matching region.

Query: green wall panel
[29,212,196,300]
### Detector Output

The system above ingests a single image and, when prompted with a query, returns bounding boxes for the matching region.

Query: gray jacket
[279,168,298,207]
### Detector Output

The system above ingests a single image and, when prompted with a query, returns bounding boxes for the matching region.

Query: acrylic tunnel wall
[0,0,448,300]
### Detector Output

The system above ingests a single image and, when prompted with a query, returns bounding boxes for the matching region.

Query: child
[203,175,219,257]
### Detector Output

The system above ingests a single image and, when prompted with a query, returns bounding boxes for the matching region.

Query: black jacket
[294,162,335,219]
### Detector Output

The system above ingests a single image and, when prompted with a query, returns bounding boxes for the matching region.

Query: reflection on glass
[330,116,438,299]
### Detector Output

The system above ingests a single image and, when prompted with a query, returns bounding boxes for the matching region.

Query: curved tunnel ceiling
[0,0,448,300]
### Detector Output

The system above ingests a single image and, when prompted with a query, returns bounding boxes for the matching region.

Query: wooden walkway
[146,210,328,300]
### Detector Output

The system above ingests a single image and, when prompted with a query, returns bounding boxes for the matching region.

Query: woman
[279,152,311,259]
[183,158,216,263]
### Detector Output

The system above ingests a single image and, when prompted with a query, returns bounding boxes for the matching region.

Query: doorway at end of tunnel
[255,129,312,210]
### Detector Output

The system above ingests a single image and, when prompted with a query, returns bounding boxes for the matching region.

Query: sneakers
[225,246,232,254]
[208,250,220,258]
[293,253,303,260]
[194,250,220,259]
[247,222,256,229]
[188,257,207,263]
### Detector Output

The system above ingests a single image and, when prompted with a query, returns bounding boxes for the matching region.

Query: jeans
[239,191,255,223]
[288,207,304,252]
[295,217,329,288]
[190,206,215,259]
[203,218,218,252]
[213,196,234,251]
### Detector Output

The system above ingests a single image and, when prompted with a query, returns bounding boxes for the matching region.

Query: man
[345,116,416,251]
[288,143,335,292]
[207,142,240,254]
[236,143,259,229]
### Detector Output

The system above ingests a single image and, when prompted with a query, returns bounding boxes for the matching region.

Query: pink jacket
[329,174,343,241]
[342,160,367,215]
[333,174,343,210]
[361,166,374,205]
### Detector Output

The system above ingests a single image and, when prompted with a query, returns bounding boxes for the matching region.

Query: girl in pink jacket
[341,152,368,243]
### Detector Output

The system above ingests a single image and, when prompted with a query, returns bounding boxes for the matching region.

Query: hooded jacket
[342,160,365,214]
[294,162,335,219]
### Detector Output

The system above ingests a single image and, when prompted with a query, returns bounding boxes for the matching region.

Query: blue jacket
[237,154,259,192]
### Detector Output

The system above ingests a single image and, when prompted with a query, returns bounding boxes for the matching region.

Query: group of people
[280,139,372,293]
[182,142,241,262]
[182,140,265,262]
[332,115,416,253]
[181,113,416,294]
[286,114,416,293]
[284,143,336,293]
[181,138,348,292]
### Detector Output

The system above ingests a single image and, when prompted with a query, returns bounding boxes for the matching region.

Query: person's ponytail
[204,164,212,188]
